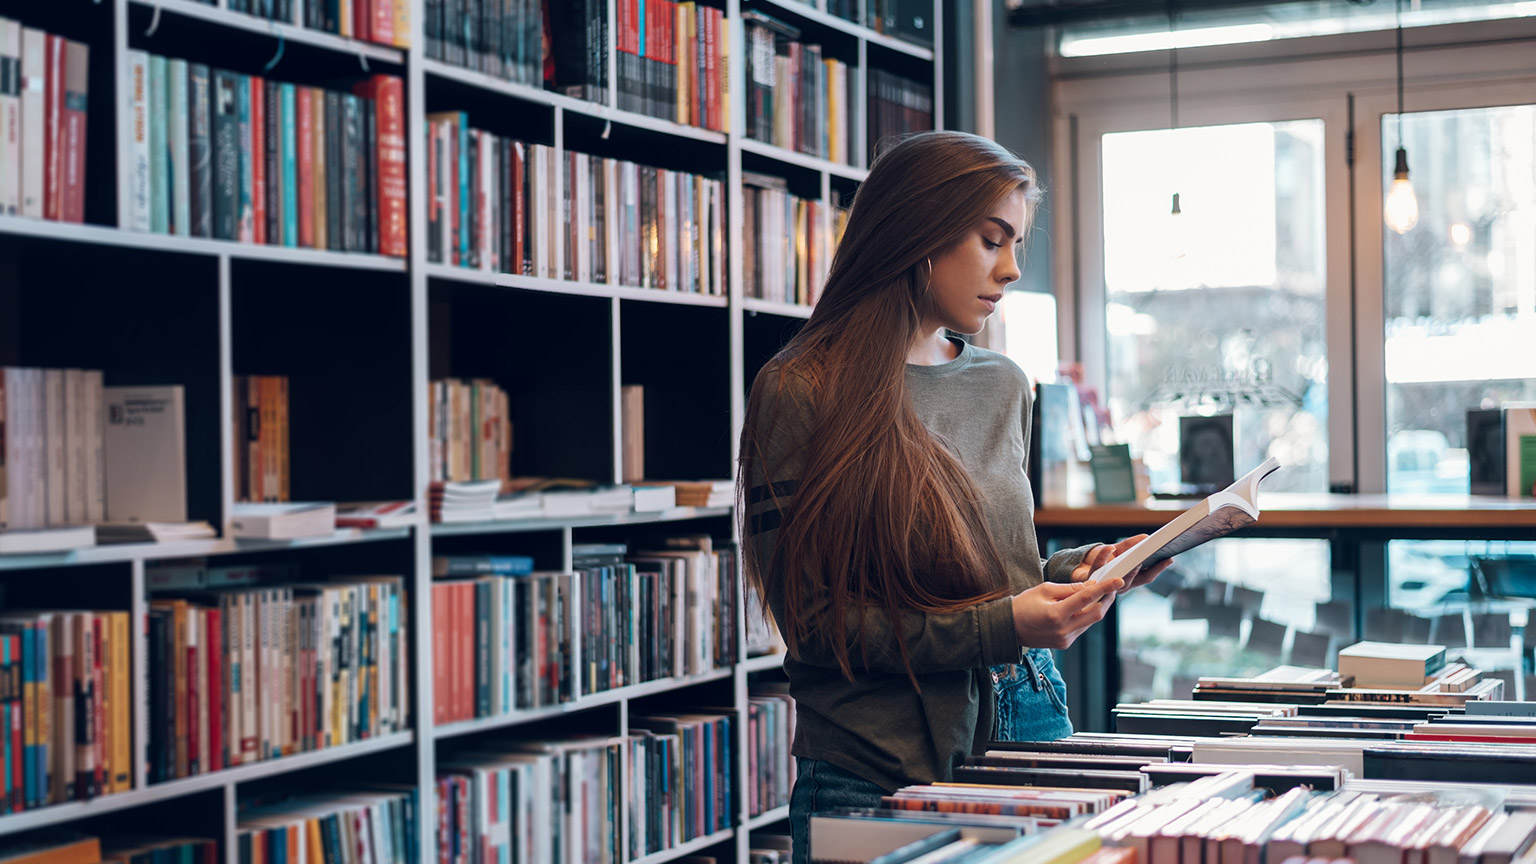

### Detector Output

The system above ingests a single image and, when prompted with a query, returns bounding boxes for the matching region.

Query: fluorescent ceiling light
[1061,23,1274,56]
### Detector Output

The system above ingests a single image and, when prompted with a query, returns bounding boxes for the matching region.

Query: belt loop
[1022,652,1042,691]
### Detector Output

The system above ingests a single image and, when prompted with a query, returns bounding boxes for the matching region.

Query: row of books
[627,711,735,856]
[616,0,731,132]
[144,576,410,783]
[867,68,934,164]
[428,378,511,487]
[424,117,727,295]
[0,611,131,811]
[0,832,214,864]
[746,687,796,819]
[0,21,87,223]
[125,52,406,257]
[742,13,854,164]
[422,0,541,85]
[742,173,846,306]
[227,0,412,49]
[428,538,737,721]
[1,367,107,531]
[435,736,620,864]
[238,788,419,864]
[234,375,292,504]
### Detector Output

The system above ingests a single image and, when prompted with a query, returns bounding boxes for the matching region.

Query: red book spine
[459,582,473,720]
[359,75,406,258]
[703,10,716,131]
[91,617,105,796]
[186,612,199,776]
[373,0,394,47]
[296,88,314,248]
[432,584,447,725]
[353,0,371,43]
[206,607,223,772]
[42,34,64,220]
[250,77,266,245]
[60,41,87,223]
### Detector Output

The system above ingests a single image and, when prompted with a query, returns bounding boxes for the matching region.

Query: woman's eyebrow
[986,216,1016,237]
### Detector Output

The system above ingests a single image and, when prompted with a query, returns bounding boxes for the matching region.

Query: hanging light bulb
[1385,147,1419,234]
[1384,0,1418,234]
[1168,192,1188,259]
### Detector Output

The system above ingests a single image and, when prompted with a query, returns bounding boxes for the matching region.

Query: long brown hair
[738,131,1043,683]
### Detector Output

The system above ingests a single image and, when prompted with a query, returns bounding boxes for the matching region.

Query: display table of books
[793,644,1536,864]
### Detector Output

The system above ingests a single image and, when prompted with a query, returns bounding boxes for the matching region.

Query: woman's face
[923,188,1027,335]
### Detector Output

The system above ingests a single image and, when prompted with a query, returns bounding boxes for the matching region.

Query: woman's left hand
[1069,536,1174,593]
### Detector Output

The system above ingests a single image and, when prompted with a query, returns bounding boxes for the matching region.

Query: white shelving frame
[0,0,941,861]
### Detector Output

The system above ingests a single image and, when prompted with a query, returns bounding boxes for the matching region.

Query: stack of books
[126,54,406,256]
[747,685,796,818]
[0,20,88,224]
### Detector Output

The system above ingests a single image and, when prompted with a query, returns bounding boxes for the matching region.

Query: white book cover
[477,130,493,271]
[575,151,591,283]
[43,368,64,526]
[1,367,20,528]
[84,370,104,523]
[229,502,336,540]
[167,57,189,236]
[18,27,42,218]
[0,19,20,215]
[103,385,187,523]
[663,169,678,290]
[65,369,86,524]
[125,49,151,231]
[530,144,549,279]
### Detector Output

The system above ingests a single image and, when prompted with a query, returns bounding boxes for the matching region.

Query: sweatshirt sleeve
[1043,544,1101,584]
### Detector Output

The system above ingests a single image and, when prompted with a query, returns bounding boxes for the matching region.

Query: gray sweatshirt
[744,337,1093,792]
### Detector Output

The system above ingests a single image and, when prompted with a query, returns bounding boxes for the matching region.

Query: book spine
[212,69,240,240]
[41,34,62,220]
[58,41,86,223]
[168,58,190,235]
[186,63,211,237]
[250,76,266,245]
[324,90,342,250]
[236,72,254,242]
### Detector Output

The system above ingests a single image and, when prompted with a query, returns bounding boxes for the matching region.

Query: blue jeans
[789,757,887,864]
[992,648,1073,742]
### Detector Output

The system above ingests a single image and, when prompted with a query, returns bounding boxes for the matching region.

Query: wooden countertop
[1034,494,1536,530]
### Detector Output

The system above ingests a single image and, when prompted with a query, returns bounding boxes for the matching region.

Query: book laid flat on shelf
[228,502,336,540]
[0,524,96,554]
[1090,456,1281,584]
[333,500,416,529]
[1337,641,1447,689]
[95,520,216,544]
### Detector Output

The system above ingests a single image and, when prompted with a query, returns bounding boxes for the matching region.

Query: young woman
[737,131,1170,861]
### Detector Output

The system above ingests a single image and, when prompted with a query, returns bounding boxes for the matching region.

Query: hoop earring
[924,257,933,292]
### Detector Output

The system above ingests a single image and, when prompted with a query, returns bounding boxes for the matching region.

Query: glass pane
[1101,121,1329,494]
[1383,104,1536,494]
[1117,538,1333,702]
[1384,539,1536,699]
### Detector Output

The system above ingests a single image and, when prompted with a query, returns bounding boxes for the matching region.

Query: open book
[1089,455,1281,583]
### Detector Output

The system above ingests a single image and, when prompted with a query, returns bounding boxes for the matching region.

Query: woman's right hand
[1011,578,1124,649]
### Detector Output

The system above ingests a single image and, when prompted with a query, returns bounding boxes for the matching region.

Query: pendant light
[1167,0,1187,258]
[1384,0,1419,234]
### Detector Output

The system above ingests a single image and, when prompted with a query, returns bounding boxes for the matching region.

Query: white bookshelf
[0,0,941,861]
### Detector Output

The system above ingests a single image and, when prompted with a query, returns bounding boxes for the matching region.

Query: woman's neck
[907,329,959,366]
